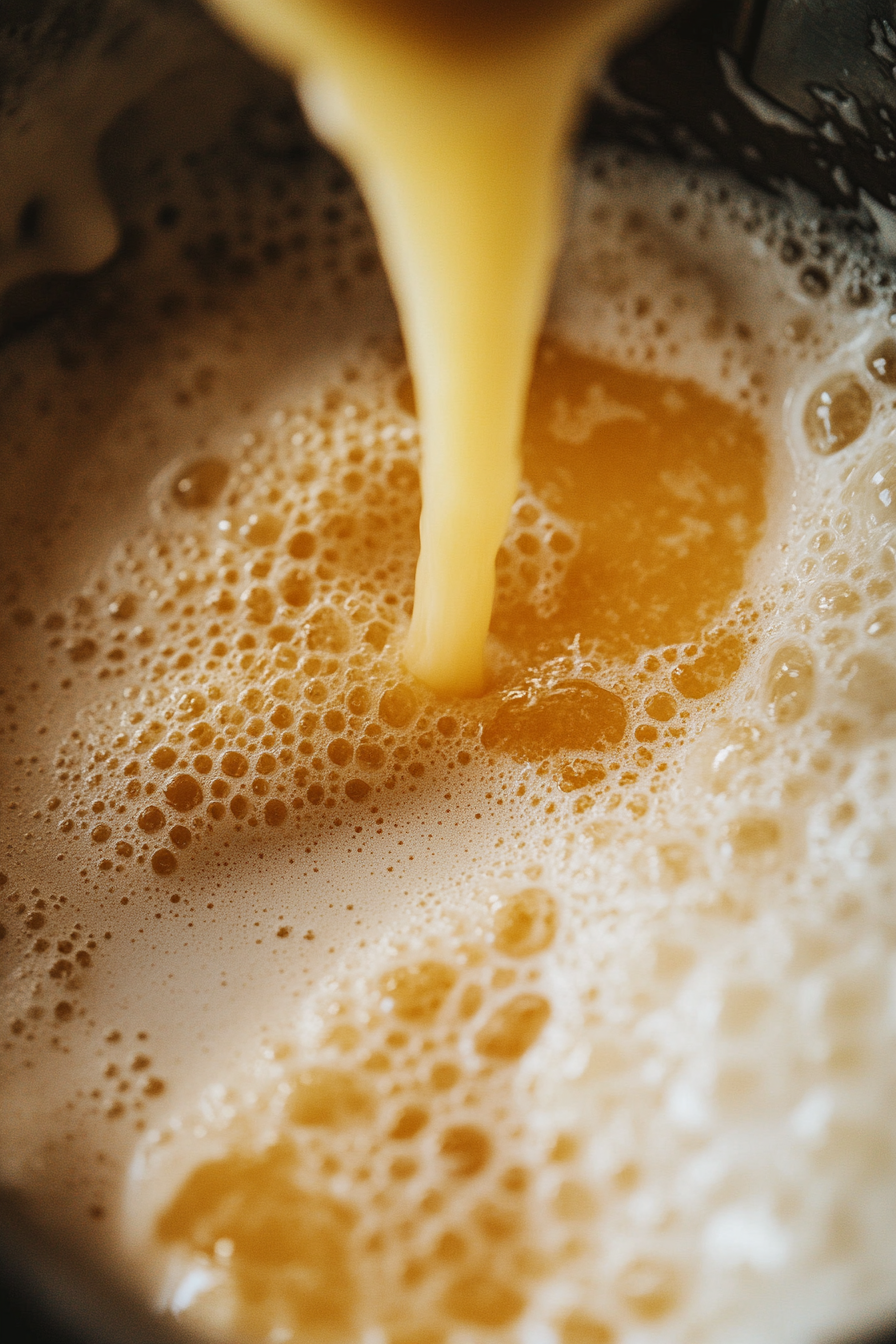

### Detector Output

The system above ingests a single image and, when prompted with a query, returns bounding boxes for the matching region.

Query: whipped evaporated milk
[0,38,895,1344]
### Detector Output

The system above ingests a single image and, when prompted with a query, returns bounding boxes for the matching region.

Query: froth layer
[0,135,894,1344]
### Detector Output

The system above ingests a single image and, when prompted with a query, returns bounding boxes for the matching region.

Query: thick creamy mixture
[0,116,895,1343]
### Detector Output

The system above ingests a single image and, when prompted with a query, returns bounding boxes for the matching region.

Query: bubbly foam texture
[1,140,895,1344]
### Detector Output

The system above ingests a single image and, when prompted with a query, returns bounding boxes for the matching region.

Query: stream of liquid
[204,0,667,693]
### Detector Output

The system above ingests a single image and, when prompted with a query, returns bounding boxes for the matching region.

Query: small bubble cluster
[143,888,563,1342]
[20,322,773,888]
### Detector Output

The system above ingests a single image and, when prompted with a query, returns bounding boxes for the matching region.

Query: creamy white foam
[0,132,894,1344]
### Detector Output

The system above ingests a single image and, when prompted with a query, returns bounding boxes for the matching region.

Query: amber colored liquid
[489,340,764,764]
[506,338,766,664]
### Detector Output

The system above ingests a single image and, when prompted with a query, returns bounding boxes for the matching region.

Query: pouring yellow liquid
[202,0,666,694]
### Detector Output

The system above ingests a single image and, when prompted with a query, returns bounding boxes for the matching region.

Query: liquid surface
[1,125,896,1344]
[205,0,666,692]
